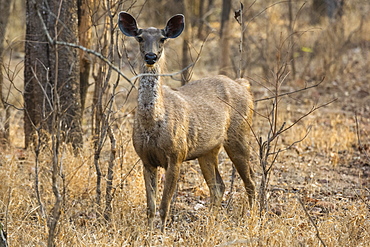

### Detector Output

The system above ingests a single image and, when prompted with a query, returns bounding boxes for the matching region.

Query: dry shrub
[0,0,369,246]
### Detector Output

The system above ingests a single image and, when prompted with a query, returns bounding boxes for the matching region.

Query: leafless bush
[228,2,334,217]
[0,1,368,246]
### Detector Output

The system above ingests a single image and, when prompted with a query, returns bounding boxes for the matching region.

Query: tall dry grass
[1,103,368,246]
[1,0,369,246]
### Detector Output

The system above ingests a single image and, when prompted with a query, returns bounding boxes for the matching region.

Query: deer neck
[137,65,165,127]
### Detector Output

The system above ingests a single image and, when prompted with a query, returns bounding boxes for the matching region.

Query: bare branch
[355,112,370,161]
[32,0,135,88]
[245,1,290,29]
[130,61,197,81]
[280,99,336,135]
[297,196,327,247]
[56,40,135,87]
[254,77,325,103]
[353,188,370,210]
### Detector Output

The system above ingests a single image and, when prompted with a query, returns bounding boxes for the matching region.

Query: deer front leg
[143,165,158,231]
[159,163,180,233]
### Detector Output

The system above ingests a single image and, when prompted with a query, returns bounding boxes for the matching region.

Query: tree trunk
[0,0,12,144]
[181,0,191,85]
[288,0,296,79]
[196,0,205,39]
[0,222,7,247]
[219,0,232,76]
[24,0,82,149]
[311,0,344,24]
[78,0,92,113]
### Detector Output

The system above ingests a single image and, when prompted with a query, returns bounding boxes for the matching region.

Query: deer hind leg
[158,161,180,233]
[198,146,225,209]
[224,138,255,207]
[143,165,158,231]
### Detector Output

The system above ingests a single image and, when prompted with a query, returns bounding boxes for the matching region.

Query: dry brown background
[0,0,369,246]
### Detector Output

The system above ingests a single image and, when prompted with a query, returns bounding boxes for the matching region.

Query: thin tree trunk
[219,0,232,76]
[78,0,92,113]
[104,125,116,221]
[0,0,13,144]
[288,0,296,79]
[197,0,205,39]
[0,222,7,247]
[181,0,191,85]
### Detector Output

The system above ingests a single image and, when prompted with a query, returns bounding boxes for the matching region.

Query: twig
[355,112,362,150]
[355,112,370,161]
[104,5,120,214]
[245,1,289,29]
[268,126,311,156]
[112,159,141,198]
[0,222,7,247]
[353,188,370,210]
[216,238,258,247]
[254,77,325,103]
[34,128,46,219]
[4,187,11,246]
[234,2,244,78]
[297,196,327,247]
[104,125,116,221]
[130,61,196,81]
[279,99,336,135]
[183,32,209,82]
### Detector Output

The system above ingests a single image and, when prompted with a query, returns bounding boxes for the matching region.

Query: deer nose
[144,52,157,65]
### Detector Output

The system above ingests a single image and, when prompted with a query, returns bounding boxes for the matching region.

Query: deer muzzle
[145,52,158,65]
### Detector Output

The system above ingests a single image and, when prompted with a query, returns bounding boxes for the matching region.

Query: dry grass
[1,103,369,246]
[1,0,370,246]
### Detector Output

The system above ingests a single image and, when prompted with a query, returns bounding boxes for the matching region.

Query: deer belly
[185,131,225,161]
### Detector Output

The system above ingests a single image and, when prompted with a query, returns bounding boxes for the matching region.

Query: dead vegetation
[0,0,369,246]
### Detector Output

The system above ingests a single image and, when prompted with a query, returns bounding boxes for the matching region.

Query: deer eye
[136,36,144,42]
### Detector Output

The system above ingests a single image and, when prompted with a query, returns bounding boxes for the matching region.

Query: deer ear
[118,12,139,37]
[164,14,185,38]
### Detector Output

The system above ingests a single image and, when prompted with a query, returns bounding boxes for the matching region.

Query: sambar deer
[118,12,255,232]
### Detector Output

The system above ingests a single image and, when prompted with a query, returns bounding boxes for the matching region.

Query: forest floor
[0,45,369,246]
[1,4,370,246]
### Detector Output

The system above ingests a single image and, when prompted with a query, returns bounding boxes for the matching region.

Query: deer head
[118,12,185,66]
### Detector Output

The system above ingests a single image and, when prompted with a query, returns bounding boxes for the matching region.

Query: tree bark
[0,0,12,144]
[0,222,7,247]
[78,0,92,113]
[219,0,232,76]
[311,0,344,24]
[196,0,205,39]
[181,0,191,85]
[24,0,82,149]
